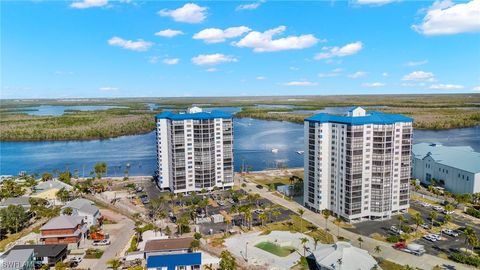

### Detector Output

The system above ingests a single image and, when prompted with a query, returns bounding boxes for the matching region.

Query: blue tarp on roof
[305,111,412,125]
[146,252,202,270]
[155,110,232,121]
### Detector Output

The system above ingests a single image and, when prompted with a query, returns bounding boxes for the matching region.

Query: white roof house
[310,242,379,270]
[62,198,101,227]
[35,180,73,192]
[0,249,35,270]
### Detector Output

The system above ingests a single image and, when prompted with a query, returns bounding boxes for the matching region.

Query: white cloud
[402,71,435,81]
[148,56,159,64]
[429,83,464,90]
[158,3,207,24]
[256,76,267,80]
[474,86,480,91]
[70,0,108,9]
[236,2,261,11]
[108,37,153,52]
[155,29,184,38]
[283,81,318,86]
[233,26,319,52]
[193,26,251,43]
[348,71,368,79]
[99,86,118,91]
[354,0,396,5]
[362,82,385,87]
[290,66,300,71]
[191,54,237,65]
[318,68,343,78]
[413,0,480,35]
[163,58,180,65]
[314,41,363,60]
[382,72,389,77]
[406,60,428,66]
[205,68,218,72]
[54,71,74,76]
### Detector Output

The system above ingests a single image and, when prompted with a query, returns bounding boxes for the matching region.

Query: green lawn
[254,241,296,257]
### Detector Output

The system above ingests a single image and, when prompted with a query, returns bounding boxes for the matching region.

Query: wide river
[1,107,479,176]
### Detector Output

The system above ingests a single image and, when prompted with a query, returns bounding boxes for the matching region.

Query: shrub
[448,253,480,267]
[466,208,480,218]
[386,235,401,243]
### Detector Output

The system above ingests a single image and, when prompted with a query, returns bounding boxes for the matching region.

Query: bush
[386,235,401,243]
[449,253,480,267]
[128,235,138,252]
[466,208,480,218]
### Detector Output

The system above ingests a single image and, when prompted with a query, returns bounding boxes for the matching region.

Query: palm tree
[429,211,438,228]
[300,237,309,256]
[412,212,424,231]
[258,212,268,226]
[106,258,122,270]
[374,245,382,254]
[322,209,331,230]
[313,236,321,250]
[464,227,478,251]
[357,237,364,248]
[397,215,406,230]
[62,207,73,216]
[298,208,305,232]
[272,209,281,222]
[335,217,342,237]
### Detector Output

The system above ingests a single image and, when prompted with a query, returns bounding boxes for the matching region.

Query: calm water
[18,105,127,116]
[0,117,478,177]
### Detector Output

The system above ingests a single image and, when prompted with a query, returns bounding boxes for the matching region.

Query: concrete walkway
[241,179,474,270]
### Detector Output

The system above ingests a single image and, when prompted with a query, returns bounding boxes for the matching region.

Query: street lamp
[245,241,248,262]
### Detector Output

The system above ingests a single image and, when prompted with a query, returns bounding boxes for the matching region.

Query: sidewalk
[241,179,474,270]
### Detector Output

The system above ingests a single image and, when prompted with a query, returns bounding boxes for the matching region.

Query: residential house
[34,180,73,192]
[40,216,87,248]
[6,244,67,267]
[0,249,35,270]
[62,198,101,227]
[0,196,31,210]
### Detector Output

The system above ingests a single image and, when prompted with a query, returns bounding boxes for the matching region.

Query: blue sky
[1,0,479,98]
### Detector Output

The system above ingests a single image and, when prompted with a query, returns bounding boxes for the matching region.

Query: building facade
[155,107,234,193]
[412,143,480,194]
[304,107,413,222]
[40,216,87,248]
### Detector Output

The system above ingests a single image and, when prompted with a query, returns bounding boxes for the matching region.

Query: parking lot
[348,200,479,257]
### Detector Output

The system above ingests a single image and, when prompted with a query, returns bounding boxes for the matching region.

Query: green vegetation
[375,258,405,270]
[254,241,296,257]
[466,207,480,218]
[84,248,104,259]
[1,94,479,141]
[0,205,29,234]
[219,250,237,270]
[264,215,334,244]
[449,253,480,268]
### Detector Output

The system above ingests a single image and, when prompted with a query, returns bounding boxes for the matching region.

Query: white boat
[296,151,304,155]
[271,148,279,153]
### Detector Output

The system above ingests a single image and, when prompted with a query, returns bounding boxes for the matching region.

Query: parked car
[442,209,454,215]
[442,229,459,237]
[420,202,431,208]
[433,206,443,212]
[93,239,111,246]
[389,226,404,235]
[70,257,83,264]
[140,195,150,204]
[423,235,437,242]
[256,184,263,189]
[431,234,442,241]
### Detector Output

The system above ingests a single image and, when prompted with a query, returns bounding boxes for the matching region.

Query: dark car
[256,184,263,189]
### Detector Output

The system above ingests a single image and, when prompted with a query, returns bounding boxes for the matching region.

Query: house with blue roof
[146,252,202,270]
[412,143,480,194]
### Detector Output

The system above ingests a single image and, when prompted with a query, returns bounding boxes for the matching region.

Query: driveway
[238,176,475,270]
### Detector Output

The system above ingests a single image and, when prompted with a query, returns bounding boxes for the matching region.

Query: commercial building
[155,107,234,194]
[304,107,413,222]
[412,143,480,194]
[309,242,378,270]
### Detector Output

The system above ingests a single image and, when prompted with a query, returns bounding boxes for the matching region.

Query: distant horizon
[2,0,479,99]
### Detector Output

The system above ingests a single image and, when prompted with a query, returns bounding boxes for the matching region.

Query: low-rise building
[62,198,101,227]
[0,249,35,270]
[144,238,202,270]
[412,143,480,194]
[309,242,379,270]
[6,244,67,267]
[34,180,73,192]
[0,196,31,210]
[40,216,87,248]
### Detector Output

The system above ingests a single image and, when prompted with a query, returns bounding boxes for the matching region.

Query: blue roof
[305,111,412,125]
[156,110,232,121]
[146,252,202,270]
[413,143,480,173]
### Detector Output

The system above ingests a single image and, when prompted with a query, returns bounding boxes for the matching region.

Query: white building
[309,242,379,270]
[304,107,413,222]
[412,143,480,194]
[155,107,234,194]
[62,198,101,227]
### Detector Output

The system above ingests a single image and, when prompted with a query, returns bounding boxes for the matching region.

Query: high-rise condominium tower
[155,107,234,194]
[303,107,413,222]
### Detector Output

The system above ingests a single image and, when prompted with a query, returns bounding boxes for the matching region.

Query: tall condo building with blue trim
[155,107,234,194]
[304,107,413,222]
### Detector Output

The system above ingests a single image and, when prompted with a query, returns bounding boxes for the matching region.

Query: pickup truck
[393,242,425,256]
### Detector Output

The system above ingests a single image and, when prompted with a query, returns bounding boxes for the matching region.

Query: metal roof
[155,110,232,121]
[40,216,84,230]
[145,237,193,252]
[1,249,34,270]
[63,198,99,215]
[146,252,201,270]
[413,143,480,173]
[305,110,412,125]
[0,196,31,207]
[310,242,378,270]
[9,244,67,258]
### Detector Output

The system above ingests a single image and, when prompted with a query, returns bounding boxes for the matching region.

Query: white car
[70,257,83,263]
[431,234,441,241]
[420,224,431,230]
[442,229,459,237]
[423,235,437,242]
[420,202,431,208]
[442,210,454,215]
[433,206,443,212]
[93,239,111,246]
